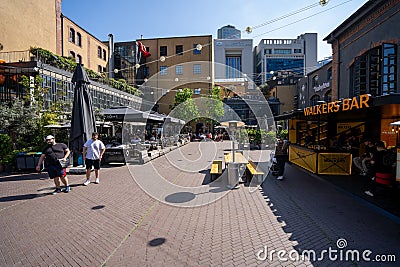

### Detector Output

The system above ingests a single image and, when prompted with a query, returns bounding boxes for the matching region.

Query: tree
[201,86,224,129]
[170,88,200,122]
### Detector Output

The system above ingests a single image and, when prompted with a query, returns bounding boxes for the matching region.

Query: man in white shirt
[82,132,106,185]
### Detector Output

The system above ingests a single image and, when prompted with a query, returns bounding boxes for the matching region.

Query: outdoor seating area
[246,160,265,184]
[210,160,223,181]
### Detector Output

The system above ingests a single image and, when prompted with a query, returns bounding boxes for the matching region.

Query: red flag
[137,41,151,58]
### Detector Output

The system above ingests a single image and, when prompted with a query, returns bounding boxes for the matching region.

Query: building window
[264,49,272,54]
[176,45,183,55]
[226,56,241,78]
[160,66,168,76]
[103,67,107,73]
[327,67,332,80]
[193,64,201,74]
[294,49,302,53]
[102,49,106,60]
[312,75,318,87]
[77,54,82,64]
[160,46,167,56]
[76,32,82,46]
[274,49,291,54]
[69,51,75,59]
[194,88,201,95]
[69,28,75,43]
[382,43,397,95]
[324,90,332,102]
[193,44,201,55]
[176,65,183,75]
[98,65,102,73]
[350,44,397,96]
[144,67,150,77]
[310,95,320,106]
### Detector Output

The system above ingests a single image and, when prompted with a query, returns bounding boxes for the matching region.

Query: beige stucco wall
[62,17,108,72]
[0,0,57,53]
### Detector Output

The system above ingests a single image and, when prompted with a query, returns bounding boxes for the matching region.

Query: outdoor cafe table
[224,152,249,187]
[224,152,248,165]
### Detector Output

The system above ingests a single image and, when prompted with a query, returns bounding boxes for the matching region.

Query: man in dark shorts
[82,132,106,185]
[36,135,71,194]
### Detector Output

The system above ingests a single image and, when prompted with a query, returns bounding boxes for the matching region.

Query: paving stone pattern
[0,141,398,266]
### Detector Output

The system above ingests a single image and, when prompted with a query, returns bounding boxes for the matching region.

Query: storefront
[288,94,400,175]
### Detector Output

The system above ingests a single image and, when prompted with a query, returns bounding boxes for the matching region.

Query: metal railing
[0,50,33,63]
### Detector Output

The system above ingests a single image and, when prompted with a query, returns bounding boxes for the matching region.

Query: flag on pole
[137,41,151,58]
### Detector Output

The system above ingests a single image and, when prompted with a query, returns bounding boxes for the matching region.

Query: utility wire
[251,0,352,39]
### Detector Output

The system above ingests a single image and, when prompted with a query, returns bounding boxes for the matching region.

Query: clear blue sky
[62,0,367,61]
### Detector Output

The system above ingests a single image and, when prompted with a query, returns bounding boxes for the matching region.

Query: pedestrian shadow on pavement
[0,173,49,182]
[0,193,48,202]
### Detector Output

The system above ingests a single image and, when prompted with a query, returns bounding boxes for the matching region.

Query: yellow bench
[210,160,223,181]
[246,160,265,183]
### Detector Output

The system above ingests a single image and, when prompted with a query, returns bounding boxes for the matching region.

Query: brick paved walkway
[0,141,398,266]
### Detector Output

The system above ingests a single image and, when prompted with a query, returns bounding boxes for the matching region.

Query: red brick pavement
[0,141,398,266]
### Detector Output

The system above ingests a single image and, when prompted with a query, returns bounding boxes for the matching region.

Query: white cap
[45,135,55,140]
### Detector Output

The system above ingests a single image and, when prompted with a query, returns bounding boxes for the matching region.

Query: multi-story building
[134,35,213,114]
[0,0,143,113]
[217,25,241,39]
[254,33,318,85]
[286,0,400,176]
[0,0,109,74]
[214,38,253,81]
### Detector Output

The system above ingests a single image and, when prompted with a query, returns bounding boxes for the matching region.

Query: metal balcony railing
[0,50,33,63]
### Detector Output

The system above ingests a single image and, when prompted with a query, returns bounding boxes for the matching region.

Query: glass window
[194,88,201,95]
[97,47,102,58]
[312,75,318,87]
[193,64,201,74]
[382,43,397,95]
[274,49,291,54]
[327,67,332,80]
[294,49,302,53]
[76,32,82,46]
[69,28,75,43]
[69,51,75,59]
[226,56,241,78]
[264,49,272,54]
[98,65,102,73]
[160,46,167,56]
[193,44,201,55]
[160,66,168,76]
[310,95,320,106]
[77,54,82,64]
[176,45,183,55]
[102,49,106,60]
[176,65,183,75]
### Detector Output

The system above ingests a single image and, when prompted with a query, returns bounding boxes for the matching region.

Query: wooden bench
[210,160,223,181]
[246,160,265,183]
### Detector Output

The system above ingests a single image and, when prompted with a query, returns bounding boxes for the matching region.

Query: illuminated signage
[303,94,370,116]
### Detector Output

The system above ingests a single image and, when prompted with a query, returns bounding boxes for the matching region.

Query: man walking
[36,135,71,194]
[82,132,106,185]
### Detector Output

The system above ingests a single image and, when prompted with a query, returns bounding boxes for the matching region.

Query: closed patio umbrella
[69,64,96,161]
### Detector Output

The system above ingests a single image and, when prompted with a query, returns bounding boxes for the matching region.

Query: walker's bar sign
[303,94,370,116]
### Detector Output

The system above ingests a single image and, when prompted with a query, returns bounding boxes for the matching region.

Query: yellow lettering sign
[303,94,370,116]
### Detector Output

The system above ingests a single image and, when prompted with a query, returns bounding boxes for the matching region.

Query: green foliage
[0,134,13,164]
[171,88,200,122]
[278,129,288,140]
[29,47,142,96]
